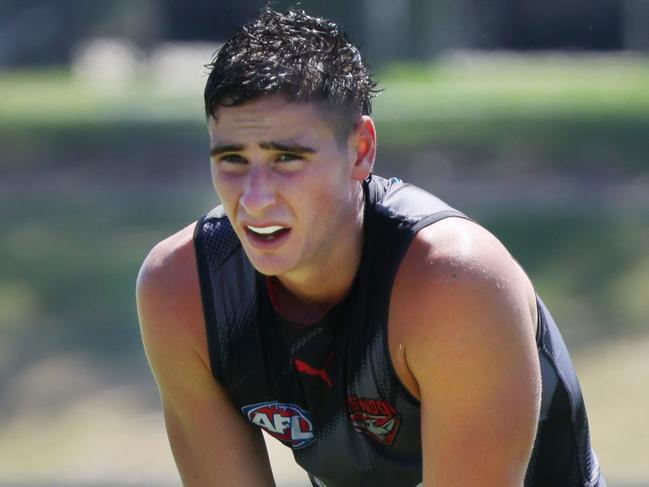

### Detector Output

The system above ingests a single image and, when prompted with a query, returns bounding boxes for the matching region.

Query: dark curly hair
[204,8,379,138]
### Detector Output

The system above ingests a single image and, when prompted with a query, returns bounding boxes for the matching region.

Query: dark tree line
[1,0,647,67]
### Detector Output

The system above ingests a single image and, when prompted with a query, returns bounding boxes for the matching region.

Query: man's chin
[243,252,294,277]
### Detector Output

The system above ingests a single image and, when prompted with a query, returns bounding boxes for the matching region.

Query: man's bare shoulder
[138,222,197,292]
[394,216,537,324]
[389,217,539,396]
[136,222,209,372]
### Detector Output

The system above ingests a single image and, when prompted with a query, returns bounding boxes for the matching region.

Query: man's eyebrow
[259,141,318,154]
[209,141,318,157]
[209,144,245,157]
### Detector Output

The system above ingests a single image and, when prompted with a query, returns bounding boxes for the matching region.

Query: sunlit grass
[4,55,647,172]
[376,55,649,119]
[0,69,203,125]
[2,55,648,125]
[1,55,648,484]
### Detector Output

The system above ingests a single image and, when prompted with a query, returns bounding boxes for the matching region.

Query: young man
[137,8,605,487]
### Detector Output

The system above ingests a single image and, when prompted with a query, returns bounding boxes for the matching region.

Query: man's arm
[136,224,275,487]
[392,218,541,487]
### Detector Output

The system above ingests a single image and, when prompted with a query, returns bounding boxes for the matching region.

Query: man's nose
[240,167,276,216]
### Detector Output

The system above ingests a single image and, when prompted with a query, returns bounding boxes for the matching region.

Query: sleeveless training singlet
[193,175,605,487]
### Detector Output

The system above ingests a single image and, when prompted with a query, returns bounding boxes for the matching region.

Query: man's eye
[276,153,301,162]
[220,154,246,164]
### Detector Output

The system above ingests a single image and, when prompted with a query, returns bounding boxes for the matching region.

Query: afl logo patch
[347,395,401,446]
[242,401,315,449]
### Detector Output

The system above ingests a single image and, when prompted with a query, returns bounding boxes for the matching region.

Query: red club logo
[242,401,315,449]
[347,395,401,446]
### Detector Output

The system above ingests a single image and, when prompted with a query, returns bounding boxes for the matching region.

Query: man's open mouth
[246,225,291,241]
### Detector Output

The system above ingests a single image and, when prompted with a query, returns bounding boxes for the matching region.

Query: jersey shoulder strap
[370,175,469,230]
[193,206,258,386]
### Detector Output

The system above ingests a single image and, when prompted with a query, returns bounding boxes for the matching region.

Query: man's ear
[348,116,376,180]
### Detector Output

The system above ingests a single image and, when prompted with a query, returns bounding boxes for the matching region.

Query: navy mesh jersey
[193,175,605,487]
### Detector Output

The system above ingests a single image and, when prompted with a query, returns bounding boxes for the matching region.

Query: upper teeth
[248,225,285,235]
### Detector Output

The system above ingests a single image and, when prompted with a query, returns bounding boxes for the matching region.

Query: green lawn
[377,57,649,118]
[2,56,649,173]
[3,56,648,123]
[2,55,648,361]
[2,182,646,365]
[1,56,648,484]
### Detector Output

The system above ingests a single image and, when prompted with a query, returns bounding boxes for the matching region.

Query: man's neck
[271,191,365,324]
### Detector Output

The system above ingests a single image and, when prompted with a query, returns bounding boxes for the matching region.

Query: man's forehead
[208,118,317,144]
[208,97,337,141]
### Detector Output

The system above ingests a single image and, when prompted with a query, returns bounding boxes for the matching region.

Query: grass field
[3,54,649,123]
[1,177,647,363]
[1,54,648,485]
[2,54,649,175]
[1,177,647,485]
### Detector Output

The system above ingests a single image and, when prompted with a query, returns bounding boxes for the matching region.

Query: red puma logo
[294,354,333,388]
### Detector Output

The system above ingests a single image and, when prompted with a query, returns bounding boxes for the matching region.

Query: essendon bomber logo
[241,401,315,449]
[347,395,401,446]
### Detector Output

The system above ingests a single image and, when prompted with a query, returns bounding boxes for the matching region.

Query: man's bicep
[136,238,275,486]
[417,338,540,487]
[401,246,541,486]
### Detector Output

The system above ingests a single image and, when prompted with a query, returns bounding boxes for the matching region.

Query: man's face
[207,95,370,278]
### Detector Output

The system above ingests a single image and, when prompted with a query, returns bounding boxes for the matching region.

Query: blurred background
[1,1,648,486]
